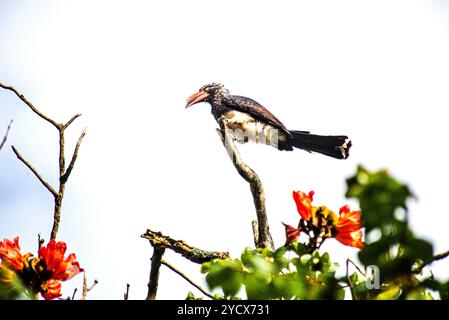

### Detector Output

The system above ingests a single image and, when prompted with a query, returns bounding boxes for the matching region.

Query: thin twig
[64,114,81,129]
[124,283,130,300]
[161,260,214,299]
[0,83,59,129]
[147,246,165,300]
[347,258,366,276]
[414,249,449,274]
[71,288,78,300]
[217,118,274,250]
[81,273,88,300]
[88,280,98,291]
[346,259,358,300]
[142,229,230,264]
[61,128,86,183]
[432,249,449,263]
[11,145,58,197]
[0,119,13,151]
[37,233,45,249]
[251,220,259,249]
[143,229,229,300]
[81,273,98,300]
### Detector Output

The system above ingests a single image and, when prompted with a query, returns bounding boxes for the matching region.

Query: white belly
[223,110,282,148]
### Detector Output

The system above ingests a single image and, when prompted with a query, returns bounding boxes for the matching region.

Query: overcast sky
[1,0,449,299]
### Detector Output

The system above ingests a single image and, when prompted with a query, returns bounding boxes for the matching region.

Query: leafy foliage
[346,165,444,299]
[201,245,344,300]
[196,165,449,300]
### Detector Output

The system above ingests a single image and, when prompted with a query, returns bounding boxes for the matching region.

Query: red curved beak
[186,90,209,108]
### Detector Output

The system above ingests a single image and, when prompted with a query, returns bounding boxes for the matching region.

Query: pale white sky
[1,0,449,299]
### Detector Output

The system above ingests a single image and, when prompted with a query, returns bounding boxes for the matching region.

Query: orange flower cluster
[283,190,364,249]
[0,237,82,299]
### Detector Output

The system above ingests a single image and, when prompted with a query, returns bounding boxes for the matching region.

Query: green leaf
[272,274,306,299]
[346,165,413,233]
[299,254,312,265]
[244,272,272,300]
[291,242,308,256]
[335,287,346,300]
[374,285,401,300]
[185,291,203,300]
[204,259,244,298]
[405,288,434,300]
[438,280,449,300]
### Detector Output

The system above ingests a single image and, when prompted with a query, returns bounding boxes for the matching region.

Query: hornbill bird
[186,83,351,159]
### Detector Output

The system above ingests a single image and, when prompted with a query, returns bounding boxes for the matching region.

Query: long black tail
[288,130,351,159]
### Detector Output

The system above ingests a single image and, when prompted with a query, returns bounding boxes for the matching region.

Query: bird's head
[185,83,229,108]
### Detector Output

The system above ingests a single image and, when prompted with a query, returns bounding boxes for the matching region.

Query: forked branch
[143,228,229,300]
[0,82,87,240]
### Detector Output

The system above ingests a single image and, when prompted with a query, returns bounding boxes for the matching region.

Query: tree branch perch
[217,117,274,250]
[142,229,230,264]
[143,228,230,300]
[146,246,165,300]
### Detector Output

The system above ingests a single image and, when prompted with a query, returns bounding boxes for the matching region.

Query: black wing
[222,94,291,135]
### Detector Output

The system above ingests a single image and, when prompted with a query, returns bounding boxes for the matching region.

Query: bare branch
[161,260,214,299]
[11,145,58,197]
[81,272,98,300]
[432,249,449,262]
[142,229,230,264]
[143,229,229,300]
[347,258,366,276]
[71,288,78,300]
[81,273,88,300]
[147,246,165,300]
[217,118,274,250]
[61,128,87,184]
[346,259,358,300]
[0,119,13,151]
[1,82,87,241]
[0,83,60,129]
[37,233,45,249]
[124,283,130,300]
[64,113,81,129]
[414,249,449,274]
[251,220,259,248]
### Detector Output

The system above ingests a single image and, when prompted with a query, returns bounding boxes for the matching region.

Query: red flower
[0,237,82,300]
[41,279,62,300]
[38,240,82,281]
[335,205,364,249]
[0,237,24,271]
[293,190,315,221]
[283,223,300,244]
